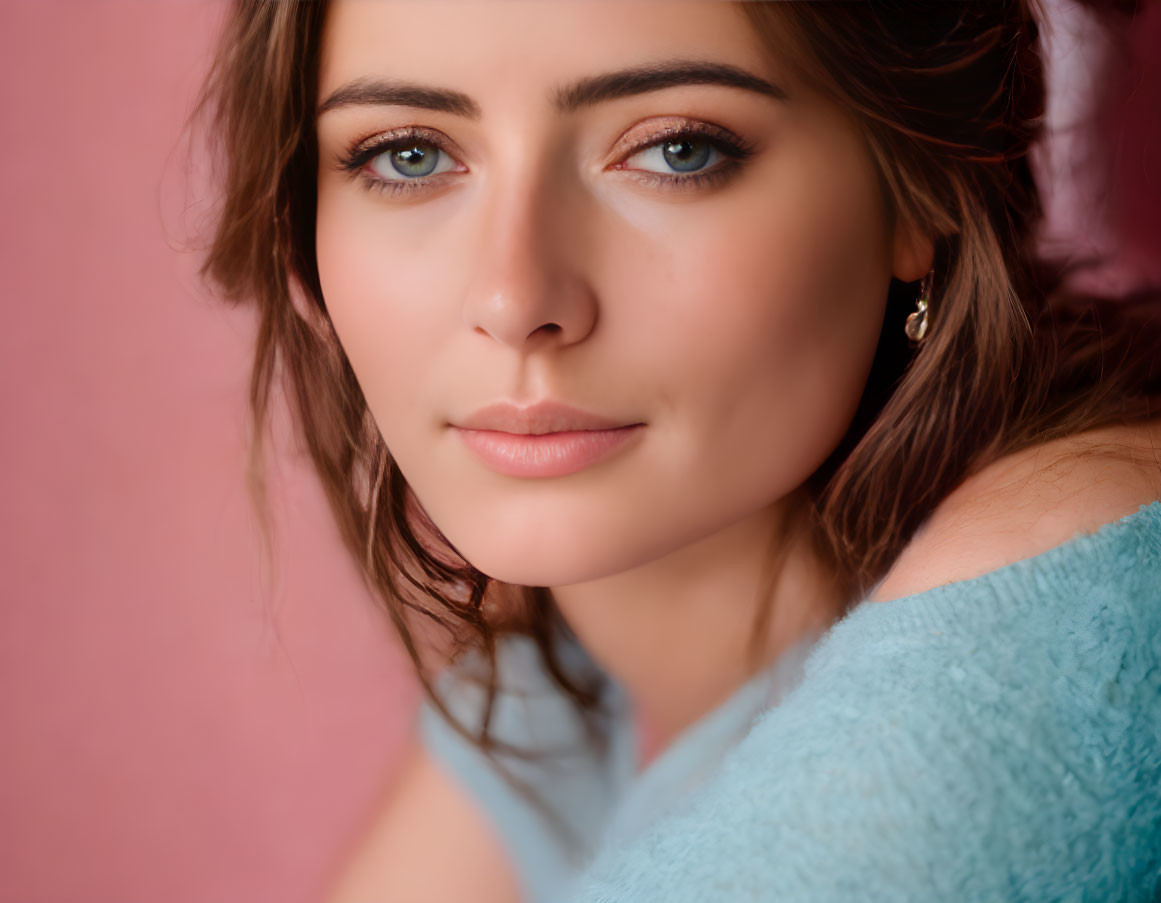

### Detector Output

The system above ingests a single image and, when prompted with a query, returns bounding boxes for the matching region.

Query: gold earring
[905,269,934,343]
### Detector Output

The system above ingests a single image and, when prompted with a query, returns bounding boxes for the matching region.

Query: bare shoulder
[870,416,1161,603]
[324,733,524,903]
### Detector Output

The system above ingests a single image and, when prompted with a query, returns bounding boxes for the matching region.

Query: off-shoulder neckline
[844,499,1160,630]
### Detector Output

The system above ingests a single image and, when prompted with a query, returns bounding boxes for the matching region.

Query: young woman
[196,1,1161,900]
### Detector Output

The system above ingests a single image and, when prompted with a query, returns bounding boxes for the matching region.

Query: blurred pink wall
[0,4,417,901]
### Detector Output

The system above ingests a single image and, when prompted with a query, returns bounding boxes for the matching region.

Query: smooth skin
[314,2,1161,900]
[324,736,523,903]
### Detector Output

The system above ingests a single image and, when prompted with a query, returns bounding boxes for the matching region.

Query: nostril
[530,323,563,337]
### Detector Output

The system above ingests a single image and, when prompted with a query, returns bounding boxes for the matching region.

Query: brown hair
[194,0,1159,845]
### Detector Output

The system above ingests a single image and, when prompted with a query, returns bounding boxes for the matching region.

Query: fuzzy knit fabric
[569,501,1161,902]
[421,502,1161,902]
[419,623,822,903]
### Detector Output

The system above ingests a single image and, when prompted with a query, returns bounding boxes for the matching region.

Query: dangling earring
[905,269,934,343]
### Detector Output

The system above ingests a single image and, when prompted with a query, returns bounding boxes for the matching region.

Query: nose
[461,167,598,351]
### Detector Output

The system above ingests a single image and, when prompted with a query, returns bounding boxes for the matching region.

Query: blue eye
[368,140,458,181]
[627,136,721,175]
[613,125,756,188]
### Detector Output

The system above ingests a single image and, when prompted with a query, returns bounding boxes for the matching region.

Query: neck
[547,498,842,759]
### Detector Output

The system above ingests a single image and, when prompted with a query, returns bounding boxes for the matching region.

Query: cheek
[604,145,891,489]
[314,188,455,441]
[709,157,889,397]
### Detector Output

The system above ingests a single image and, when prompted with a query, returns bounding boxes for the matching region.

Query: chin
[460,542,621,589]
[441,519,655,589]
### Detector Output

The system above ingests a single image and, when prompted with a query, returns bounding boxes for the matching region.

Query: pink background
[1,2,1157,902]
[0,4,417,902]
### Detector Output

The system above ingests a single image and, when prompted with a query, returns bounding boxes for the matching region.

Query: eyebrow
[317,60,786,119]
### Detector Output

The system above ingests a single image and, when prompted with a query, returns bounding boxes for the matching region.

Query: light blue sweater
[420,501,1161,902]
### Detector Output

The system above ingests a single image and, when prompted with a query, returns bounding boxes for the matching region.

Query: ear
[891,215,935,283]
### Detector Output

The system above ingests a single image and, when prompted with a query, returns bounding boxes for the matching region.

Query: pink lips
[451,401,644,478]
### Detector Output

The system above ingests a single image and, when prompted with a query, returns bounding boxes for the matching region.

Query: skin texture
[314,0,933,752]
[871,418,1161,604]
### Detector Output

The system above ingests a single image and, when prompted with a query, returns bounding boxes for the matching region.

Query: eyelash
[335,123,756,198]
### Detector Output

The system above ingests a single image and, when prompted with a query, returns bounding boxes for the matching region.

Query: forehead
[318,0,774,106]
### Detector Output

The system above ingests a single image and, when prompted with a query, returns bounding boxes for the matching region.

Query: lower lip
[453,425,644,478]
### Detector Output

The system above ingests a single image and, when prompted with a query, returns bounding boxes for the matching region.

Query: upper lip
[454,400,639,435]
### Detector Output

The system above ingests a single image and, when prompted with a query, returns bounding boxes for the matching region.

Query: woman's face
[315,1,928,587]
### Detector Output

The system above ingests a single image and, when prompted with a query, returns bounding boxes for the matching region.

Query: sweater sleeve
[568,503,1161,903]
[417,634,633,903]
